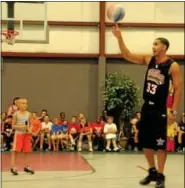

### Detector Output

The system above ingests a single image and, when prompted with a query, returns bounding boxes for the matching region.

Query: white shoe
[113,147,119,152]
[89,148,93,152]
[78,148,82,152]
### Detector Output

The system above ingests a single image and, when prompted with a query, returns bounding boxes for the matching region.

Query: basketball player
[112,24,182,188]
[11,98,34,175]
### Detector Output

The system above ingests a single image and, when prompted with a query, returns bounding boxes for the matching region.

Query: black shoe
[10,168,18,175]
[155,173,165,188]
[24,166,34,174]
[139,168,157,185]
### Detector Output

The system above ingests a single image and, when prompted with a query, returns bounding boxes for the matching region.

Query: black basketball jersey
[143,56,174,107]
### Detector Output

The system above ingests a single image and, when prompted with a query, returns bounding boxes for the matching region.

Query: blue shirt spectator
[51,124,60,134]
[61,124,68,134]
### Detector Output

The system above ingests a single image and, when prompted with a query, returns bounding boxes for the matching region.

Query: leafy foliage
[103,72,141,118]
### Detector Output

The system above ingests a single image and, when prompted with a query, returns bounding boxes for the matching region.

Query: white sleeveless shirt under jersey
[14,111,30,134]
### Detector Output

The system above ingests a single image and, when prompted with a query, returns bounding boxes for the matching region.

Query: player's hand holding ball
[112,24,121,39]
[107,4,125,39]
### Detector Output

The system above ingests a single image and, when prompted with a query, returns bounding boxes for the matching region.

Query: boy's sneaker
[155,173,165,188]
[24,166,34,174]
[10,168,18,175]
[113,147,120,152]
[106,148,111,152]
[139,167,157,185]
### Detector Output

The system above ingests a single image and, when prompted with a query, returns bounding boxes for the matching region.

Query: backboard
[1,1,49,44]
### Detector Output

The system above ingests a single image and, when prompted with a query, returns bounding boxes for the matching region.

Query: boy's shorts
[13,133,32,152]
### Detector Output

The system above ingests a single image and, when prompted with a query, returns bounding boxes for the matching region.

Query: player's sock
[155,173,165,188]
[24,166,34,174]
[139,167,157,185]
[10,167,18,175]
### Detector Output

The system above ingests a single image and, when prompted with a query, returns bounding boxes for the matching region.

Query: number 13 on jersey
[146,82,158,95]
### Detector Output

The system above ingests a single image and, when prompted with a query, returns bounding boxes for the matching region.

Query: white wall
[2,2,184,54]
[106,2,184,23]
[106,28,184,55]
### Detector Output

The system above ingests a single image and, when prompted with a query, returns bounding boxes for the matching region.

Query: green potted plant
[103,72,141,128]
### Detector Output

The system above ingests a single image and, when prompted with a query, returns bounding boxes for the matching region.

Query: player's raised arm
[112,24,151,65]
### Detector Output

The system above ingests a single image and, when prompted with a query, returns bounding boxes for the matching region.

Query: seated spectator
[3,115,14,151]
[58,120,69,150]
[38,109,48,122]
[40,115,52,151]
[92,116,105,151]
[68,116,80,150]
[178,112,185,152]
[58,112,65,124]
[104,116,119,152]
[7,97,20,116]
[78,117,93,152]
[129,114,140,151]
[1,112,7,123]
[102,110,108,123]
[78,113,85,123]
[51,118,60,151]
[1,112,7,150]
[30,112,41,151]
[166,121,178,152]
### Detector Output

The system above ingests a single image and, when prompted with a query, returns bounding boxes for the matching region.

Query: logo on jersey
[147,69,165,85]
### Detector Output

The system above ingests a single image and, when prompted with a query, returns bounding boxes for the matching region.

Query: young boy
[51,118,60,151]
[104,116,119,152]
[68,116,80,148]
[11,98,34,175]
[40,115,52,151]
[59,120,69,150]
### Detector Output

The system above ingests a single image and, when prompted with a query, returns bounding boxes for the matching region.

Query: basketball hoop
[1,30,19,45]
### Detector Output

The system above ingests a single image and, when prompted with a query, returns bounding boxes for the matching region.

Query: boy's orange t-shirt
[31,119,41,134]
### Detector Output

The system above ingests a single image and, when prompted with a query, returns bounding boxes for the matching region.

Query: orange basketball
[83,127,90,133]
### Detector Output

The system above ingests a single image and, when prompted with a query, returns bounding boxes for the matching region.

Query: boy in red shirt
[68,116,80,148]
[92,116,105,151]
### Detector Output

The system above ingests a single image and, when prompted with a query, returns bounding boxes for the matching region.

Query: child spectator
[51,118,60,151]
[38,109,47,122]
[178,112,185,153]
[3,115,14,151]
[167,121,178,152]
[30,112,41,151]
[92,116,105,151]
[78,117,93,152]
[7,97,20,116]
[58,112,65,124]
[1,112,7,151]
[104,116,119,152]
[40,115,52,151]
[68,116,80,148]
[59,120,69,150]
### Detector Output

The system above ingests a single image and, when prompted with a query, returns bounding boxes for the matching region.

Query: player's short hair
[156,37,170,50]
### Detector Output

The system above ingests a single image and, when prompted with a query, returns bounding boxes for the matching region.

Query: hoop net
[1,30,19,45]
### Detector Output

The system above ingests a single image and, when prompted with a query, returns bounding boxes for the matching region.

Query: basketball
[83,127,90,133]
[70,128,77,134]
[107,4,125,22]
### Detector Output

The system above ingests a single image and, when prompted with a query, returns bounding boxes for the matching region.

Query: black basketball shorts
[138,103,167,150]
